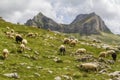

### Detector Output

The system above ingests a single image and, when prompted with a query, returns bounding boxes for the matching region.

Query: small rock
[108,71,120,77]
[34,73,40,77]
[53,57,63,63]
[20,62,27,66]
[36,66,43,69]
[27,66,31,69]
[31,56,38,60]
[54,76,61,80]
[99,69,107,74]
[34,51,39,55]
[3,73,19,78]
[48,70,53,74]
[62,75,70,79]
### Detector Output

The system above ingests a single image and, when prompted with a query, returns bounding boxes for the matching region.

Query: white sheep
[22,39,27,45]
[79,63,98,71]
[10,29,14,33]
[27,32,34,37]
[2,49,9,59]
[75,48,86,55]
[20,44,25,52]
[6,26,10,30]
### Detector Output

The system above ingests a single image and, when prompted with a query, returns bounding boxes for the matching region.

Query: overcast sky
[0,0,120,34]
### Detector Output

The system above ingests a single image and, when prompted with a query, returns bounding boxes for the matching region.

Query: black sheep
[111,53,117,61]
[16,35,23,43]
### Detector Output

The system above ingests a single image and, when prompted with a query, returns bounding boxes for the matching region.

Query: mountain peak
[25,12,112,35]
[69,12,112,35]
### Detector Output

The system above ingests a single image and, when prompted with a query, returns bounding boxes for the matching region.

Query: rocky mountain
[25,12,112,35]
[25,12,62,32]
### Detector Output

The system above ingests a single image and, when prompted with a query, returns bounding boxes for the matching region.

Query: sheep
[79,63,98,72]
[99,51,107,58]
[5,31,11,36]
[6,26,10,30]
[59,45,66,55]
[10,29,14,33]
[22,39,27,45]
[2,49,9,59]
[75,48,86,55]
[63,38,70,44]
[15,34,23,43]
[70,40,77,46]
[19,44,25,52]
[26,32,34,37]
[92,39,101,43]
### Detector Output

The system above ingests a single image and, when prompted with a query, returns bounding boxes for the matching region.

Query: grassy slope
[0,19,120,80]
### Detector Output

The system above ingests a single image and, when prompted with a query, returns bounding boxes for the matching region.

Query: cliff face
[25,12,112,35]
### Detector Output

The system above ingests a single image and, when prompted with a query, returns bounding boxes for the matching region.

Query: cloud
[0,0,120,34]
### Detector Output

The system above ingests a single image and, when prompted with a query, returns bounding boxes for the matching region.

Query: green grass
[0,19,120,80]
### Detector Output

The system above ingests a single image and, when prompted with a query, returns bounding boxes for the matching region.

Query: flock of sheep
[2,27,38,59]
[59,37,118,72]
[2,26,119,73]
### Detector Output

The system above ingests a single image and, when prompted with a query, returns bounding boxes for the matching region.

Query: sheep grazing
[70,40,77,46]
[20,44,25,52]
[5,31,11,36]
[111,53,117,61]
[63,38,70,44]
[59,45,66,55]
[2,49,9,59]
[15,34,23,43]
[22,39,27,45]
[10,29,14,33]
[75,48,86,55]
[99,51,107,58]
[27,32,34,37]
[92,39,101,43]
[79,63,98,72]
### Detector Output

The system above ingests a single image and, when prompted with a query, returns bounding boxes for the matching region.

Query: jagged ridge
[25,12,112,35]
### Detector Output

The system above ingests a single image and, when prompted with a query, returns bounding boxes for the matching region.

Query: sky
[0,0,120,34]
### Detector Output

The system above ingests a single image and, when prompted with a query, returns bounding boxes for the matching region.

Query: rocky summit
[25,12,112,35]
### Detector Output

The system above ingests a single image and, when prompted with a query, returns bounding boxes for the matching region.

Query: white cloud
[0,0,120,34]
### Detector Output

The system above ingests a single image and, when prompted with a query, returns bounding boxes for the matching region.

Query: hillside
[0,18,120,80]
[25,12,112,35]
